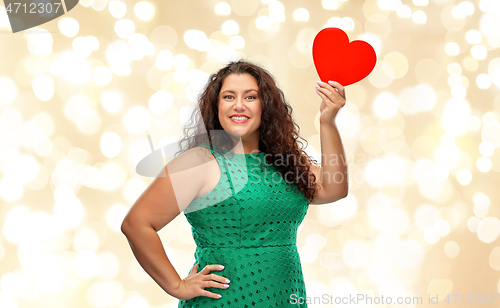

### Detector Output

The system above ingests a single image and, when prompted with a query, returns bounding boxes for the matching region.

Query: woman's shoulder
[167,143,215,174]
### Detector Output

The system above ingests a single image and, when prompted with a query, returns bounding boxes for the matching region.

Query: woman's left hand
[315,80,346,125]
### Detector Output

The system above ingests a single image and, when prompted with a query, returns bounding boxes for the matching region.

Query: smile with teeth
[231,116,249,120]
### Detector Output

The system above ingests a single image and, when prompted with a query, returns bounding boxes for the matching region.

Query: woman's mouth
[230,116,249,123]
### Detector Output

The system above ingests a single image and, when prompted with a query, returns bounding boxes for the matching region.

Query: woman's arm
[121,146,227,299]
[312,80,349,203]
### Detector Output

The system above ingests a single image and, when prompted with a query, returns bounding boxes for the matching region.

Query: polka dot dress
[178,142,309,307]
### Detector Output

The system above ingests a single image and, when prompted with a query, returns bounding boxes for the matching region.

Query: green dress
[178,142,309,307]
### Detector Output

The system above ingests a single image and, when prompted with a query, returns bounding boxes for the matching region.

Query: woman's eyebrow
[221,89,258,94]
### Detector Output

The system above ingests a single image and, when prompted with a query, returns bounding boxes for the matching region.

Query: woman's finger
[189,263,199,274]
[316,86,336,104]
[316,88,330,103]
[316,87,326,98]
[318,80,343,94]
[317,81,342,100]
[200,289,223,299]
[327,81,346,99]
[199,264,225,276]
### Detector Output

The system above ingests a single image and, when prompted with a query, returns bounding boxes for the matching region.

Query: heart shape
[312,27,377,86]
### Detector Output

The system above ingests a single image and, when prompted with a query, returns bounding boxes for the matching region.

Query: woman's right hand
[172,264,231,300]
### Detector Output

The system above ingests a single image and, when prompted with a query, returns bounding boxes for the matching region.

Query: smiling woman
[121,60,349,308]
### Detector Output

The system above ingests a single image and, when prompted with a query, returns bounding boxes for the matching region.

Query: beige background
[0,0,499,307]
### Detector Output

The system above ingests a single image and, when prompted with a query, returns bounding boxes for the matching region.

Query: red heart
[312,27,377,86]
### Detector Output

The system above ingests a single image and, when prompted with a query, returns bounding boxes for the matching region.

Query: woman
[121,60,348,307]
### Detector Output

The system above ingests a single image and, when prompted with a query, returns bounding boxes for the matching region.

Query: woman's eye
[222,95,256,99]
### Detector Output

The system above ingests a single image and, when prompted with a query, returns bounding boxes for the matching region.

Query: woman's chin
[224,129,242,137]
[223,126,257,141]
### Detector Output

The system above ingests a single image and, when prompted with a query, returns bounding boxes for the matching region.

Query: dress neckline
[209,143,264,156]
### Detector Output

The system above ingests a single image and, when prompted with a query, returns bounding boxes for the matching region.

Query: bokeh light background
[1,0,500,307]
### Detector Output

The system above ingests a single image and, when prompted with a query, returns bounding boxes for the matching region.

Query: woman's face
[218,73,262,144]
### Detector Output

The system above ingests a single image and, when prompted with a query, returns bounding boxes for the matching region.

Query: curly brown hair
[175,60,320,203]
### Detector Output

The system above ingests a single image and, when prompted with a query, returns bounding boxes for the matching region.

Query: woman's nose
[234,97,246,109]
